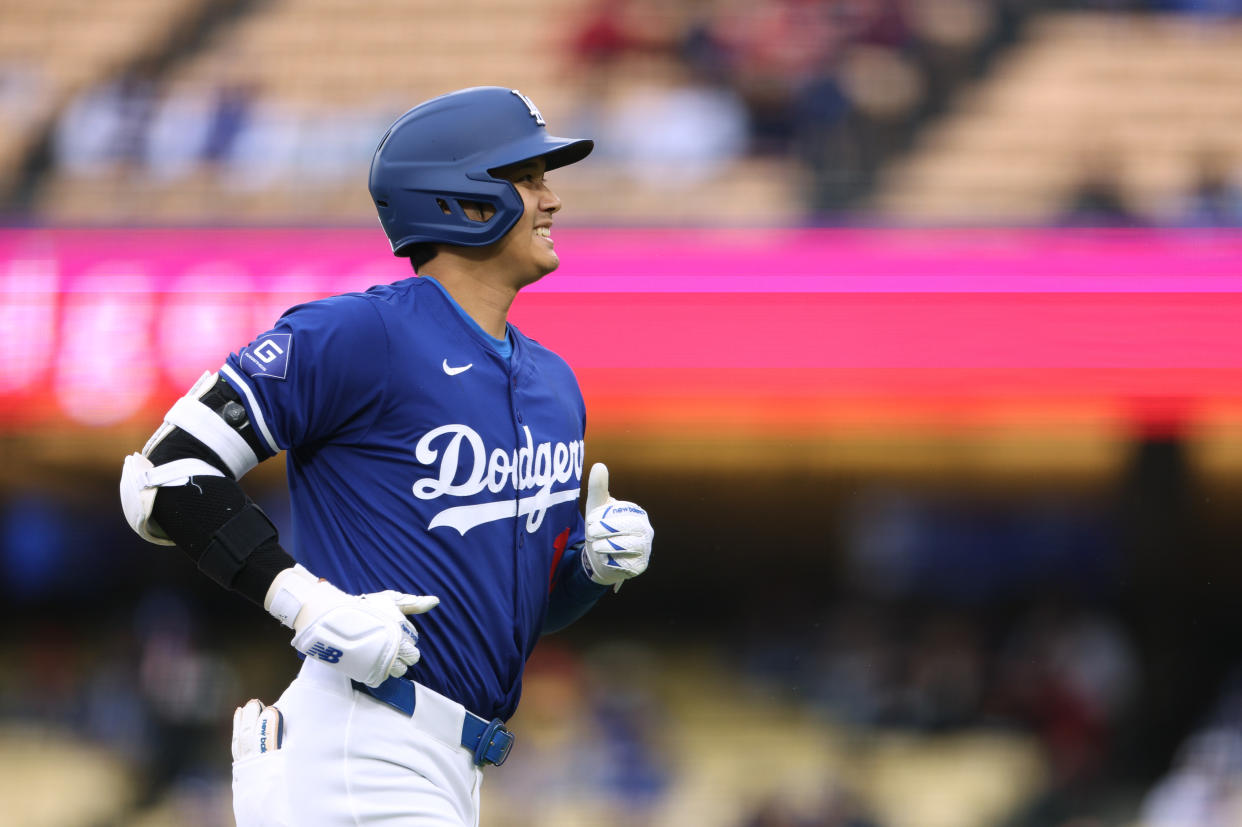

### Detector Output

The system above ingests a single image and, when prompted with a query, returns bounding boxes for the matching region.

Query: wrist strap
[265,565,319,628]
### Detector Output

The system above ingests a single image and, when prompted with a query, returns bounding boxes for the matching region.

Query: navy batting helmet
[369,87,593,254]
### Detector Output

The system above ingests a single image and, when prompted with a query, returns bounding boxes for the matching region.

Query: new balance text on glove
[581,463,654,589]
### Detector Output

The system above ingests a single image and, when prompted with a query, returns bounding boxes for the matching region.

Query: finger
[238,698,263,728]
[395,619,422,669]
[395,594,440,615]
[585,462,612,515]
[592,545,644,558]
[257,705,285,752]
[396,635,422,665]
[587,522,629,540]
[232,706,247,761]
[389,641,422,677]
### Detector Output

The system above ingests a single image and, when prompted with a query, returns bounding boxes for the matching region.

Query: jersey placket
[506,351,530,647]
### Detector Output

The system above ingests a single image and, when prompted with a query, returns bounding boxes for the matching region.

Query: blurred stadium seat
[0,0,209,199]
[871,11,1242,222]
[4,2,1242,826]
[5,4,1239,227]
[0,725,136,826]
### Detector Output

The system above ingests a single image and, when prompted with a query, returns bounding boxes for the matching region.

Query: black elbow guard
[152,476,293,600]
[199,504,279,588]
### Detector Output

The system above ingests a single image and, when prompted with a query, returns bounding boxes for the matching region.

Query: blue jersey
[219,275,605,720]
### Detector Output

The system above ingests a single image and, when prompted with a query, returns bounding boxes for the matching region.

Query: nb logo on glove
[265,565,441,688]
[307,642,344,664]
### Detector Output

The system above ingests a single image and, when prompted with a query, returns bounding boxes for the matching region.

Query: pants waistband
[296,661,513,767]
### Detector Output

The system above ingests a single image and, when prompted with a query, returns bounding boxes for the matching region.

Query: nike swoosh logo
[442,359,473,376]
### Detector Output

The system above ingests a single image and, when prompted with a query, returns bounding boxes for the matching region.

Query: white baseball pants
[233,658,484,826]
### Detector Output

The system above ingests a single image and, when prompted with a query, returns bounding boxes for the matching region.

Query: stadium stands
[0,0,208,199]
[2,4,1241,227]
[4,4,1242,826]
[870,12,1242,222]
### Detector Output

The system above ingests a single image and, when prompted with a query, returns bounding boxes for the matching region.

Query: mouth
[534,225,553,246]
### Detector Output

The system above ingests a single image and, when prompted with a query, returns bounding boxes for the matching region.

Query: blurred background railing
[3,1,1242,825]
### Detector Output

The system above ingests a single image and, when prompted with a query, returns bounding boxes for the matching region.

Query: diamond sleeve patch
[240,333,292,380]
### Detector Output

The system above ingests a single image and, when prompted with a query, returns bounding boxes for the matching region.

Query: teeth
[535,227,551,238]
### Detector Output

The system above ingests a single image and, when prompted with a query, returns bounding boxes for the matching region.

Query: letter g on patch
[241,333,292,380]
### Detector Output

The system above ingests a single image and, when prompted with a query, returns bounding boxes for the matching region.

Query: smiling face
[483,156,564,288]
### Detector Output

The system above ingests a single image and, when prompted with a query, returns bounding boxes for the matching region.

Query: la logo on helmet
[510,90,545,126]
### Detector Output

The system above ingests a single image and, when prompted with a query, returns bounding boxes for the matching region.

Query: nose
[540,184,561,214]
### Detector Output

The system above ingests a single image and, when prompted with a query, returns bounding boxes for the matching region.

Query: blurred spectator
[564,0,1005,214]
[809,42,925,211]
[144,84,216,181]
[903,610,986,731]
[1059,146,1145,227]
[743,795,804,827]
[485,641,672,824]
[740,781,886,826]
[571,0,654,70]
[990,605,1137,777]
[808,601,903,727]
[217,97,302,191]
[806,604,987,731]
[1138,669,1242,825]
[133,591,238,810]
[200,81,257,165]
[989,603,1138,825]
[0,61,45,130]
[678,3,736,86]
[79,624,153,768]
[1166,147,1242,228]
[53,64,159,177]
[145,81,256,183]
[593,65,750,186]
[582,643,673,814]
[790,58,863,212]
[50,64,390,196]
[1139,728,1242,826]
[711,0,849,153]
[840,0,913,48]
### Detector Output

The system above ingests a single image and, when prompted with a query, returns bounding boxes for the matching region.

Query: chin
[517,263,556,289]
[535,251,561,277]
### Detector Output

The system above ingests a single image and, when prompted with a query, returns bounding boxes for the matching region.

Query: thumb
[585,462,612,515]
[393,594,440,615]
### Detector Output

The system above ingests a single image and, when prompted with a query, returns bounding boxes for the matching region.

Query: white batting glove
[264,565,440,688]
[581,463,654,591]
[232,698,284,762]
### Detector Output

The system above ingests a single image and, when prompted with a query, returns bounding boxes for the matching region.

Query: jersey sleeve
[543,518,607,634]
[220,294,390,454]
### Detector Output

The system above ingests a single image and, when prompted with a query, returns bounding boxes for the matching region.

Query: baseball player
[119,86,654,826]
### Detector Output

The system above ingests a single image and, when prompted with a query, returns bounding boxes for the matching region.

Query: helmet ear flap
[368,86,590,252]
[435,196,498,224]
[378,177,524,255]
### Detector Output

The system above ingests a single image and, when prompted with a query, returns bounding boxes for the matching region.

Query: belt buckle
[472,717,514,767]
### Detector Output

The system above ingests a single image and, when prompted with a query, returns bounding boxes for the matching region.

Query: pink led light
[2,227,1240,430]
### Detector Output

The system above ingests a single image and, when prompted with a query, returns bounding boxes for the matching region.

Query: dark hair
[407,244,437,273]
